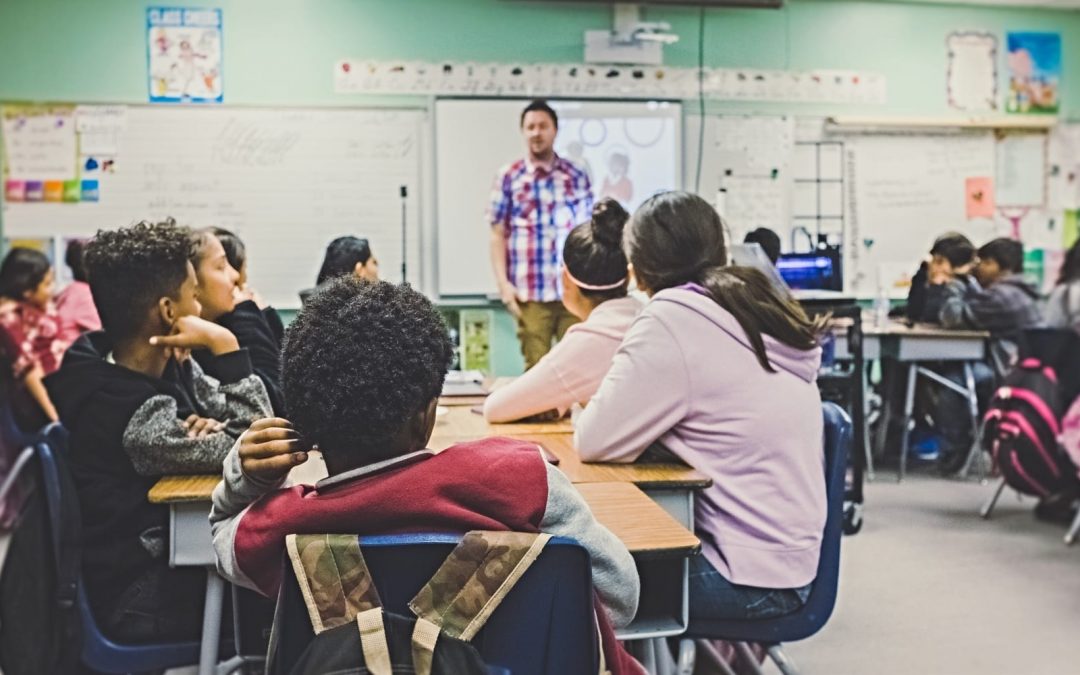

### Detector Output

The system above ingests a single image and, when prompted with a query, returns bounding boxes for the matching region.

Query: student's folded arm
[483,339,578,423]
[539,462,639,628]
[938,281,973,329]
[209,439,286,590]
[574,314,689,463]
[217,301,285,414]
[121,394,242,475]
[189,349,273,428]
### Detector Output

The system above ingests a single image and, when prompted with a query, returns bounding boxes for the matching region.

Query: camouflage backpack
[272,531,606,675]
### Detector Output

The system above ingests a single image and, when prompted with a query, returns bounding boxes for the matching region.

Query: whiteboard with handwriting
[1,106,423,307]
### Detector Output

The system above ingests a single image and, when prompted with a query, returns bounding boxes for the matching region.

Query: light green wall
[2,0,1079,114]
[2,0,1076,374]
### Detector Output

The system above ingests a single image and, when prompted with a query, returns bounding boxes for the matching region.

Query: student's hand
[235,284,268,310]
[928,258,954,285]
[499,282,522,319]
[238,417,311,482]
[150,315,240,356]
[183,414,225,438]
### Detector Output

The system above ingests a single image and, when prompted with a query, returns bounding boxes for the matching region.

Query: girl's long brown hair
[624,191,825,372]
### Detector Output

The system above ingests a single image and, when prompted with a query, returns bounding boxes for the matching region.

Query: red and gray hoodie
[210,437,644,674]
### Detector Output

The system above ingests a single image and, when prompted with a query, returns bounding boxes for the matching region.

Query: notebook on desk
[441,370,489,397]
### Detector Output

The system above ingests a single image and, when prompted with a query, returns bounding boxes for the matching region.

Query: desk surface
[515,434,711,490]
[431,404,572,441]
[148,474,698,557]
[831,317,989,340]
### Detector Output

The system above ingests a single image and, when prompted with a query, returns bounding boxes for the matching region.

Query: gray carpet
[776,474,1080,675]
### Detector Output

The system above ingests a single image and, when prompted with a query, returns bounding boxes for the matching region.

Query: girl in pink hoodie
[576,191,827,621]
[483,198,642,422]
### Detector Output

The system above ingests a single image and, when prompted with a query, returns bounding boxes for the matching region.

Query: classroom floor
[775,471,1080,675]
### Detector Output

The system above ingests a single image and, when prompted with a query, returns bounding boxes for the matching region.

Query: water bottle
[873,288,890,328]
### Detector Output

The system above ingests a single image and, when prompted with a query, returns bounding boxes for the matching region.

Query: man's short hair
[282,278,454,462]
[520,100,558,129]
[978,237,1024,274]
[84,219,192,339]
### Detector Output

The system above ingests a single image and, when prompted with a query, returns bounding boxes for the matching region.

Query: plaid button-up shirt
[488,155,593,302]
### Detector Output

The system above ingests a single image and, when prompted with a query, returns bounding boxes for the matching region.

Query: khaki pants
[516,301,579,370]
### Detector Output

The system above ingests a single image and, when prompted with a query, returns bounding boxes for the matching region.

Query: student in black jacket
[905,232,976,323]
[45,220,271,642]
[190,228,286,415]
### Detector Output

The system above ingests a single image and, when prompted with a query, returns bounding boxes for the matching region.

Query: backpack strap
[285,533,383,634]
[355,607,392,675]
[406,531,551,675]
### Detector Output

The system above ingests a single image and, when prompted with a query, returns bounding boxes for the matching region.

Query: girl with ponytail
[483,198,643,422]
[576,190,828,621]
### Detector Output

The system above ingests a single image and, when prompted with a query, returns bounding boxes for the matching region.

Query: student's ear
[353,261,366,279]
[411,398,439,449]
[157,295,179,330]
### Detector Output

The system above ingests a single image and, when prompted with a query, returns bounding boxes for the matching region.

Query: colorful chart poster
[147,7,223,103]
[1006,32,1060,115]
[1,105,78,181]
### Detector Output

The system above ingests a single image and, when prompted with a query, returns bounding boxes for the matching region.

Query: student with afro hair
[210,277,643,673]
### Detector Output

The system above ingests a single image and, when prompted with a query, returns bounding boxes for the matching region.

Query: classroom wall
[3,0,1077,374]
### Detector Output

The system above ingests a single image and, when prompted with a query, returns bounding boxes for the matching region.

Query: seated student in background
[55,238,102,344]
[743,227,781,266]
[211,226,286,345]
[0,247,67,426]
[45,220,272,643]
[483,198,641,422]
[1045,237,1080,333]
[190,228,286,415]
[298,235,379,305]
[905,233,976,323]
[933,237,1043,472]
[575,191,826,622]
[210,278,642,673]
[939,237,1043,358]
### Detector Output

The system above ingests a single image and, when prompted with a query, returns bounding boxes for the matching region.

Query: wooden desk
[438,376,512,407]
[430,404,572,442]
[150,474,699,642]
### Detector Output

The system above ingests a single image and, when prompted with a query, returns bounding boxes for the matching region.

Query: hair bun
[590,198,630,248]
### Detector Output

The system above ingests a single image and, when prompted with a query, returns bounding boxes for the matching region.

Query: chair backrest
[270,533,600,675]
[686,401,851,643]
[32,426,201,673]
[1016,328,1080,404]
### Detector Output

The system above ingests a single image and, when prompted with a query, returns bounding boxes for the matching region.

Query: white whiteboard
[844,132,1001,296]
[435,98,681,297]
[1,106,424,308]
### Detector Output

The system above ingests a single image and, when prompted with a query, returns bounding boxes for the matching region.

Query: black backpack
[982,357,1073,497]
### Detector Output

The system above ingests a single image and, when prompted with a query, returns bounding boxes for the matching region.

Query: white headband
[565,267,628,291]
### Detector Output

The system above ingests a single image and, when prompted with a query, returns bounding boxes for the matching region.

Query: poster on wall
[147,7,223,103]
[1005,32,1060,115]
[946,32,997,111]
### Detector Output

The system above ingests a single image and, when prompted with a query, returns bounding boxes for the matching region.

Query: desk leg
[198,568,226,675]
[958,362,985,480]
[862,363,875,481]
[898,363,917,483]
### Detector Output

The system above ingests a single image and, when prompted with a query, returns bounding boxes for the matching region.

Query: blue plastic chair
[33,428,204,674]
[270,533,601,675]
[679,402,851,675]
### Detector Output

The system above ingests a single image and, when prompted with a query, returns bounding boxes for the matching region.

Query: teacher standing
[488,100,594,369]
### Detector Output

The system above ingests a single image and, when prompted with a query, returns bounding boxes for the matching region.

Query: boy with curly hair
[210,278,642,673]
[46,219,272,642]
